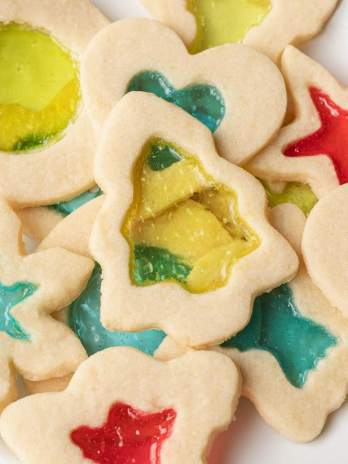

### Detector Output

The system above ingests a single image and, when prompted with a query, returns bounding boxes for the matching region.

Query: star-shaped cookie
[217,204,348,442]
[0,198,94,410]
[91,92,298,348]
[82,17,286,165]
[0,348,241,464]
[248,46,348,199]
[141,0,338,61]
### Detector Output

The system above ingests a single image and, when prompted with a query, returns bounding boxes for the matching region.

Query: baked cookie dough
[27,197,186,393]
[247,46,348,199]
[1,348,241,464]
[0,0,108,207]
[0,199,94,410]
[91,92,298,348]
[303,184,348,320]
[217,204,348,442]
[82,18,286,165]
[141,0,338,61]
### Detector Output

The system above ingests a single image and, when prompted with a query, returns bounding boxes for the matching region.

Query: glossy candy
[263,181,318,216]
[50,187,102,217]
[223,284,337,388]
[187,0,272,53]
[0,23,80,153]
[285,87,348,185]
[123,139,259,293]
[0,282,37,340]
[127,71,225,133]
[68,265,166,356]
[71,402,176,464]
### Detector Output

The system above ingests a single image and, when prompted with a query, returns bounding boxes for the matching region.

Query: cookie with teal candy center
[69,265,166,356]
[223,284,337,388]
[127,71,225,133]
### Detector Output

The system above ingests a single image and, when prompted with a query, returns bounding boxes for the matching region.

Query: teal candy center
[68,265,166,356]
[223,284,337,388]
[147,143,183,171]
[133,245,192,287]
[126,71,225,133]
[50,187,102,217]
[0,281,37,340]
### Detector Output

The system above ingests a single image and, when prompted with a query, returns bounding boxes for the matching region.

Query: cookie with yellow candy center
[0,199,94,411]
[1,348,241,464]
[0,0,108,207]
[82,17,286,166]
[25,197,185,394]
[216,204,348,442]
[141,0,338,61]
[248,46,348,199]
[90,92,298,348]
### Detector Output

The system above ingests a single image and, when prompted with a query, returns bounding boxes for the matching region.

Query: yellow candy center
[123,139,260,294]
[0,23,80,153]
[187,0,271,53]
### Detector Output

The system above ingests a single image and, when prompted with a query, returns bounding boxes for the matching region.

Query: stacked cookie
[0,0,346,462]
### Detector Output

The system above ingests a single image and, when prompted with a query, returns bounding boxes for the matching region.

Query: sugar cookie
[1,348,241,464]
[303,184,348,319]
[28,197,185,393]
[91,92,298,348]
[218,204,348,442]
[82,18,286,165]
[141,0,338,61]
[248,46,348,198]
[0,199,94,410]
[0,0,108,207]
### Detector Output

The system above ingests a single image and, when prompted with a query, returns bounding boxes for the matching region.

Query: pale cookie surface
[0,0,108,207]
[0,348,241,464]
[216,204,348,442]
[247,46,348,198]
[303,184,348,319]
[91,92,298,348]
[19,186,102,241]
[82,18,286,165]
[141,0,338,61]
[29,197,182,393]
[0,199,94,411]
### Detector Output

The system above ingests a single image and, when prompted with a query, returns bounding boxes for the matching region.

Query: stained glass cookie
[25,197,185,394]
[248,46,348,199]
[1,348,241,464]
[141,0,338,61]
[218,204,348,442]
[0,198,94,410]
[0,0,108,207]
[303,184,348,320]
[82,17,286,165]
[90,92,298,348]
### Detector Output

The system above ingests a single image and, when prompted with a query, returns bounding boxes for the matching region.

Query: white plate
[1,1,348,462]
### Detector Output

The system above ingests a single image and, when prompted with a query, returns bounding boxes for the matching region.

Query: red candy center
[284,87,348,184]
[71,402,177,464]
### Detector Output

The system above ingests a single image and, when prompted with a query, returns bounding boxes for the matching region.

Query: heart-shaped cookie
[82,18,286,165]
